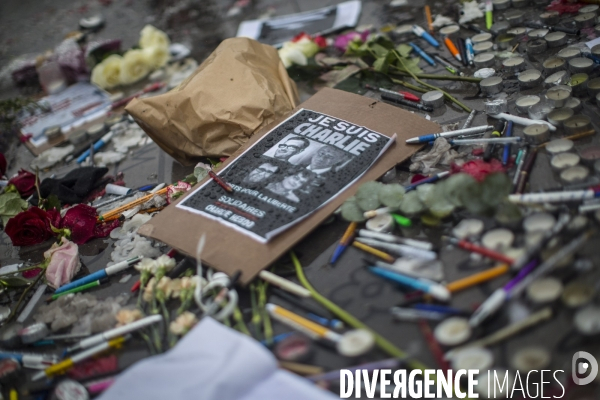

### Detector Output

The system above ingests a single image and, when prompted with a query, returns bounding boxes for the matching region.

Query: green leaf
[402,57,423,74]
[341,197,366,222]
[355,181,383,211]
[345,41,371,57]
[481,173,511,207]
[379,184,405,208]
[0,192,28,227]
[395,44,413,58]
[370,43,390,58]
[44,195,61,211]
[366,34,395,50]
[373,57,389,73]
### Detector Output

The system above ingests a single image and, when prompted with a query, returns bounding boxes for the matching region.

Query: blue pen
[368,266,450,301]
[406,124,492,144]
[54,256,142,294]
[76,132,114,164]
[412,25,439,47]
[307,313,344,330]
[408,42,436,66]
[413,303,468,315]
[465,38,475,66]
[502,121,513,166]
[405,171,450,192]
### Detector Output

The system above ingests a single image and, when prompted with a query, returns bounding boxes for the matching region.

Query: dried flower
[44,238,81,289]
[91,54,123,89]
[120,50,152,85]
[115,308,143,326]
[139,25,170,50]
[169,311,198,336]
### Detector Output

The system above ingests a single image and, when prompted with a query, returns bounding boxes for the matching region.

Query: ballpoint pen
[461,110,476,130]
[485,0,493,29]
[433,55,461,75]
[381,93,434,112]
[356,238,437,260]
[443,236,515,264]
[408,42,436,66]
[502,121,513,166]
[66,314,162,354]
[461,24,489,34]
[329,222,358,265]
[0,352,59,369]
[425,5,434,33]
[514,148,537,194]
[33,336,129,380]
[364,85,421,102]
[412,25,439,47]
[358,229,433,250]
[405,125,492,144]
[76,132,113,164]
[525,22,579,35]
[465,38,475,66]
[511,147,528,192]
[390,307,446,321]
[54,256,143,294]
[444,37,462,62]
[369,266,450,301]
[404,171,451,191]
[48,280,103,301]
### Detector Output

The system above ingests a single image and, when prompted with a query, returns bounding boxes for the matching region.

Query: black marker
[380,93,434,112]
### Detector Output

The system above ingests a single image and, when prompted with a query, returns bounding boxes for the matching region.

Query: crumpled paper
[126,37,300,166]
[410,137,463,174]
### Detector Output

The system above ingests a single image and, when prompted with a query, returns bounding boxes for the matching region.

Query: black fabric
[32,167,108,205]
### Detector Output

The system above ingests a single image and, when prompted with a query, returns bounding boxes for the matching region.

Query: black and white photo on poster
[177,109,395,242]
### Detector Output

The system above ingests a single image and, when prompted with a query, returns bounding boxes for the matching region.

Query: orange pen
[444,37,462,62]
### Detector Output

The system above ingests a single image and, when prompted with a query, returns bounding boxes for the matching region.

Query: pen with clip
[406,125,492,144]
[405,171,451,191]
[364,85,420,102]
[412,25,439,47]
[66,314,162,354]
[465,38,475,66]
[54,256,143,294]
[408,42,436,66]
[444,37,462,62]
[368,266,450,301]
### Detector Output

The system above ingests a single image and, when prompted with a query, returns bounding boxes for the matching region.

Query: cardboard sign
[137,88,439,284]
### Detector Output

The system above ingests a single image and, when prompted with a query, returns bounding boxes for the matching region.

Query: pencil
[99,187,169,220]
[446,264,510,293]
[352,241,396,263]
[425,5,434,33]
[208,170,233,193]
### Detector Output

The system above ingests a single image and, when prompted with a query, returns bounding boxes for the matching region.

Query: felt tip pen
[461,110,477,130]
[456,38,469,67]
[413,303,469,316]
[425,5,434,33]
[54,256,143,294]
[514,148,537,195]
[444,37,462,62]
[408,42,436,66]
[364,85,421,102]
[369,266,450,301]
[465,38,475,66]
[412,25,439,47]
[76,132,114,164]
[391,213,412,227]
[406,125,492,144]
[405,171,451,191]
[485,0,493,29]
[380,93,433,112]
[358,230,433,250]
[356,238,437,260]
[375,260,436,281]
[0,352,59,369]
[502,121,514,166]
[266,303,342,342]
[66,314,162,353]
[512,147,528,189]
[33,336,129,380]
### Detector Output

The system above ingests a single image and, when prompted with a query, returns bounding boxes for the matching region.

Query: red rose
[313,35,327,48]
[61,204,98,245]
[5,207,54,246]
[8,169,37,197]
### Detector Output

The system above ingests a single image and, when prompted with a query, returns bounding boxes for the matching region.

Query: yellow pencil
[98,187,169,220]
[352,241,396,263]
[266,303,341,342]
[425,5,434,33]
[446,264,510,293]
[341,222,358,245]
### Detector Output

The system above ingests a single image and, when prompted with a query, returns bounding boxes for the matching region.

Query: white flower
[143,277,156,302]
[169,311,198,336]
[169,278,182,298]
[156,276,173,298]
[278,45,307,68]
[143,46,170,69]
[115,309,143,326]
[91,54,123,89]
[155,255,176,272]
[293,37,320,58]
[135,258,159,275]
[120,49,151,85]
[139,25,170,50]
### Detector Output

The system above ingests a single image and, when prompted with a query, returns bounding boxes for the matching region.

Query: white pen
[356,238,437,260]
[509,188,599,204]
[66,314,162,353]
[449,137,522,145]
[489,113,556,131]
[359,229,433,251]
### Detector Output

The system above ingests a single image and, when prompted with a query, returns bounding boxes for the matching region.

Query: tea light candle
[482,228,515,250]
[523,212,556,233]
[523,124,550,144]
[540,10,560,25]
[568,57,594,74]
[474,53,496,68]
[527,39,548,55]
[565,97,582,112]
[473,41,494,53]
[512,0,529,8]
[551,152,581,171]
[528,29,549,39]
[592,44,600,57]
[422,90,445,108]
[579,4,599,15]
[440,25,461,38]
[545,85,572,107]
[507,27,528,40]
[518,69,543,88]
[560,166,590,184]
[505,10,525,26]
[569,73,589,96]
[493,0,511,9]
[544,70,569,88]
[546,138,574,155]
[586,77,600,96]
[543,57,566,75]
[480,76,504,95]
[528,101,554,120]
[496,33,517,50]
[491,21,511,35]
[578,145,600,166]
[472,32,493,43]
[502,56,526,73]
[545,31,567,48]
[564,115,592,134]
[574,12,597,29]
[547,107,574,127]
[557,47,581,61]
[516,95,541,113]
[484,99,508,114]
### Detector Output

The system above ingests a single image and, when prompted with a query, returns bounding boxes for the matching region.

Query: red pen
[364,84,421,102]
[111,82,166,110]
[444,236,515,264]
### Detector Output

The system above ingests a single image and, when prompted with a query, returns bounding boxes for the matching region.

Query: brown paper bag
[126,38,300,166]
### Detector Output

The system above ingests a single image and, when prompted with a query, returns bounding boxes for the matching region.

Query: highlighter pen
[502,121,514,166]
[408,42,436,66]
[485,0,494,29]
[433,55,462,76]
[368,266,450,301]
[76,132,114,164]
[412,25,440,47]
[54,256,143,294]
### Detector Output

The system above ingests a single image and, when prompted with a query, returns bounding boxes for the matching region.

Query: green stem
[139,331,156,355]
[391,52,472,113]
[233,306,252,337]
[389,79,428,93]
[0,264,45,279]
[257,281,273,346]
[7,270,45,322]
[390,67,482,83]
[250,283,262,340]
